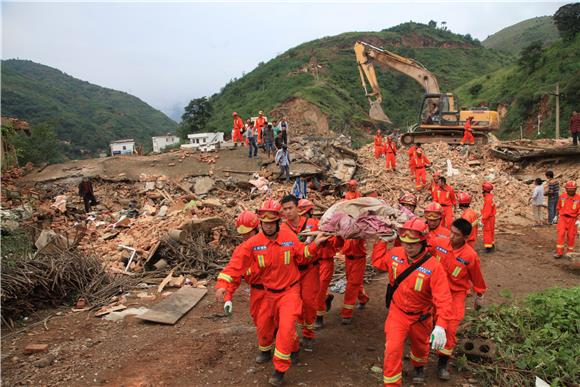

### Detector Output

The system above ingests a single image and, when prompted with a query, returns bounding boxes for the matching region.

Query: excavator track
[400,130,488,146]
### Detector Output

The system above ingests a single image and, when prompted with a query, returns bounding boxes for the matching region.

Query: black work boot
[301,337,314,352]
[314,315,324,330]
[268,370,285,386]
[437,355,451,381]
[412,366,425,384]
[255,350,272,364]
[291,350,300,364]
[341,317,352,325]
[325,294,334,312]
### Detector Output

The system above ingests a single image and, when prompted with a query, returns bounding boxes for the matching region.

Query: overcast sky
[2,1,565,121]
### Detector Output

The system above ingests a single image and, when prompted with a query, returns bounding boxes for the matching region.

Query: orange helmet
[257,198,282,222]
[348,179,358,187]
[236,211,259,234]
[399,192,417,207]
[399,218,429,243]
[424,202,443,220]
[482,181,494,192]
[298,199,315,215]
[564,181,577,190]
[457,192,472,205]
[233,112,238,116]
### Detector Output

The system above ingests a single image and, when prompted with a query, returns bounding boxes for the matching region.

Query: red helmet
[298,199,315,215]
[424,202,443,220]
[233,112,238,116]
[399,192,417,207]
[564,181,577,190]
[257,198,282,222]
[236,211,259,234]
[482,181,494,192]
[457,192,472,205]
[348,179,358,187]
[399,218,429,243]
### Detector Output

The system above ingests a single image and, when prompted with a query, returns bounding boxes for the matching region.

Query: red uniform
[283,218,320,339]
[428,224,451,241]
[340,239,368,318]
[374,135,384,159]
[372,247,453,386]
[412,154,430,190]
[344,191,362,200]
[408,145,417,175]
[482,193,496,249]
[460,120,475,145]
[555,192,580,255]
[384,140,397,171]
[217,228,318,373]
[461,208,479,248]
[255,115,266,145]
[315,236,344,317]
[437,243,486,357]
[434,185,457,228]
[233,116,244,144]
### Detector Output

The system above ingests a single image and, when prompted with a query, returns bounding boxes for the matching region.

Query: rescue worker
[340,237,368,324]
[433,176,457,228]
[281,195,319,351]
[384,135,397,171]
[430,171,441,199]
[372,218,453,386]
[344,179,362,200]
[255,111,266,145]
[457,192,479,248]
[554,181,579,258]
[424,202,450,240]
[214,199,329,386]
[481,182,496,253]
[78,177,97,213]
[460,116,476,146]
[412,148,430,191]
[436,218,486,380]
[232,112,245,146]
[407,143,419,177]
[374,130,384,159]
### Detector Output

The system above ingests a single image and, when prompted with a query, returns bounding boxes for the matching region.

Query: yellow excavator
[354,40,500,145]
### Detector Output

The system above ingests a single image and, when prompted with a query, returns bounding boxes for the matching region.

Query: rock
[194,177,215,195]
[24,344,49,355]
[33,354,55,368]
[157,205,168,217]
[200,198,222,208]
[333,159,356,182]
[180,217,225,234]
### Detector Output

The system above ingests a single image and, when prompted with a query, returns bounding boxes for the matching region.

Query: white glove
[553,215,558,223]
[430,325,447,350]
[224,301,233,315]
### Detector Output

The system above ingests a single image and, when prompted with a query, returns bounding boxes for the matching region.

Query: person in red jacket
[374,130,384,159]
[460,116,476,146]
[430,171,441,199]
[424,202,451,241]
[344,179,362,200]
[481,182,496,253]
[433,176,457,228]
[232,112,245,146]
[408,144,418,177]
[384,135,397,171]
[215,199,329,386]
[255,111,266,145]
[436,218,486,380]
[554,181,580,258]
[281,195,320,351]
[412,148,431,191]
[372,218,454,386]
[340,238,368,324]
[457,192,479,248]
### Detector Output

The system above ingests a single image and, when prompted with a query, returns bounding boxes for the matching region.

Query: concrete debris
[194,176,215,195]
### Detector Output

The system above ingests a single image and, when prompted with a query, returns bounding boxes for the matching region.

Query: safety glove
[430,325,447,350]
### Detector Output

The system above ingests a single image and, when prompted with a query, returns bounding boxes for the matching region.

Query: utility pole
[550,83,561,139]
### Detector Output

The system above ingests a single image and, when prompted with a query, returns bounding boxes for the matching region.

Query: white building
[110,139,135,156]
[152,134,180,153]
[182,132,224,151]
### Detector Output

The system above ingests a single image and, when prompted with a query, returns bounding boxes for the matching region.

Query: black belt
[345,255,366,260]
[440,204,450,207]
[265,280,299,293]
[298,260,320,271]
[250,284,264,290]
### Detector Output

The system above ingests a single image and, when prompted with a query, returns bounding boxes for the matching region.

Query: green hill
[203,22,514,145]
[1,59,177,159]
[483,16,559,54]
[456,34,579,138]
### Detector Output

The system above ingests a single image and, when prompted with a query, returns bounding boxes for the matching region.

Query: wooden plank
[137,286,207,325]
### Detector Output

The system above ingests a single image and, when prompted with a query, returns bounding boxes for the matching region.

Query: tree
[554,3,580,40]
[12,123,63,165]
[469,83,483,96]
[518,41,544,73]
[428,20,437,28]
[178,97,213,139]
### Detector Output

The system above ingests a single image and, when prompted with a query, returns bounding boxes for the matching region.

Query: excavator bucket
[369,101,392,124]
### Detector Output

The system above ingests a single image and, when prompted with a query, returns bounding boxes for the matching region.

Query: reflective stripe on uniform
[439,347,453,356]
[343,304,355,310]
[217,273,233,283]
[274,348,291,360]
[258,255,265,268]
[304,245,312,259]
[383,373,402,383]
[284,250,291,265]
[452,267,461,277]
[259,343,273,352]
[410,352,428,363]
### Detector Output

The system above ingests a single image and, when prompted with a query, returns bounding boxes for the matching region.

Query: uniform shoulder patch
[281,241,294,247]
[253,245,267,251]
[435,246,449,254]
[417,266,432,275]
[456,256,470,265]
[391,255,404,264]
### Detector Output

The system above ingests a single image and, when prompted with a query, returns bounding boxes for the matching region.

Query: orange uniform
[481,193,496,249]
[255,116,266,145]
[344,191,362,200]
[384,139,397,171]
[374,135,384,159]
[283,218,320,339]
[408,145,417,175]
[434,185,457,228]
[218,228,318,373]
[233,116,244,144]
[372,247,453,386]
[412,154,430,190]
[555,192,580,255]
[461,208,479,248]
[428,224,451,241]
[340,239,368,318]
[315,236,344,317]
[460,120,475,145]
[437,243,486,357]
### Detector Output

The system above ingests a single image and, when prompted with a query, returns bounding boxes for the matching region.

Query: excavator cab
[419,93,459,126]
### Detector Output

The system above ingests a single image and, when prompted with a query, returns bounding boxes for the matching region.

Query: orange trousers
[461,131,475,145]
[316,259,335,316]
[233,130,244,144]
[441,206,454,228]
[383,304,433,386]
[257,127,262,145]
[409,159,416,176]
[437,291,466,358]
[556,215,577,255]
[483,216,495,248]
[256,284,302,373]
[249,287,266,325]
[386,153,396,170]
[374,147,383,159]
[341,257,369,318]
[414,167,427,190]
[298,264,320,339]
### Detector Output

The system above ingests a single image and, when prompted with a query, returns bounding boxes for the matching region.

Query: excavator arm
[354,40,440,123]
